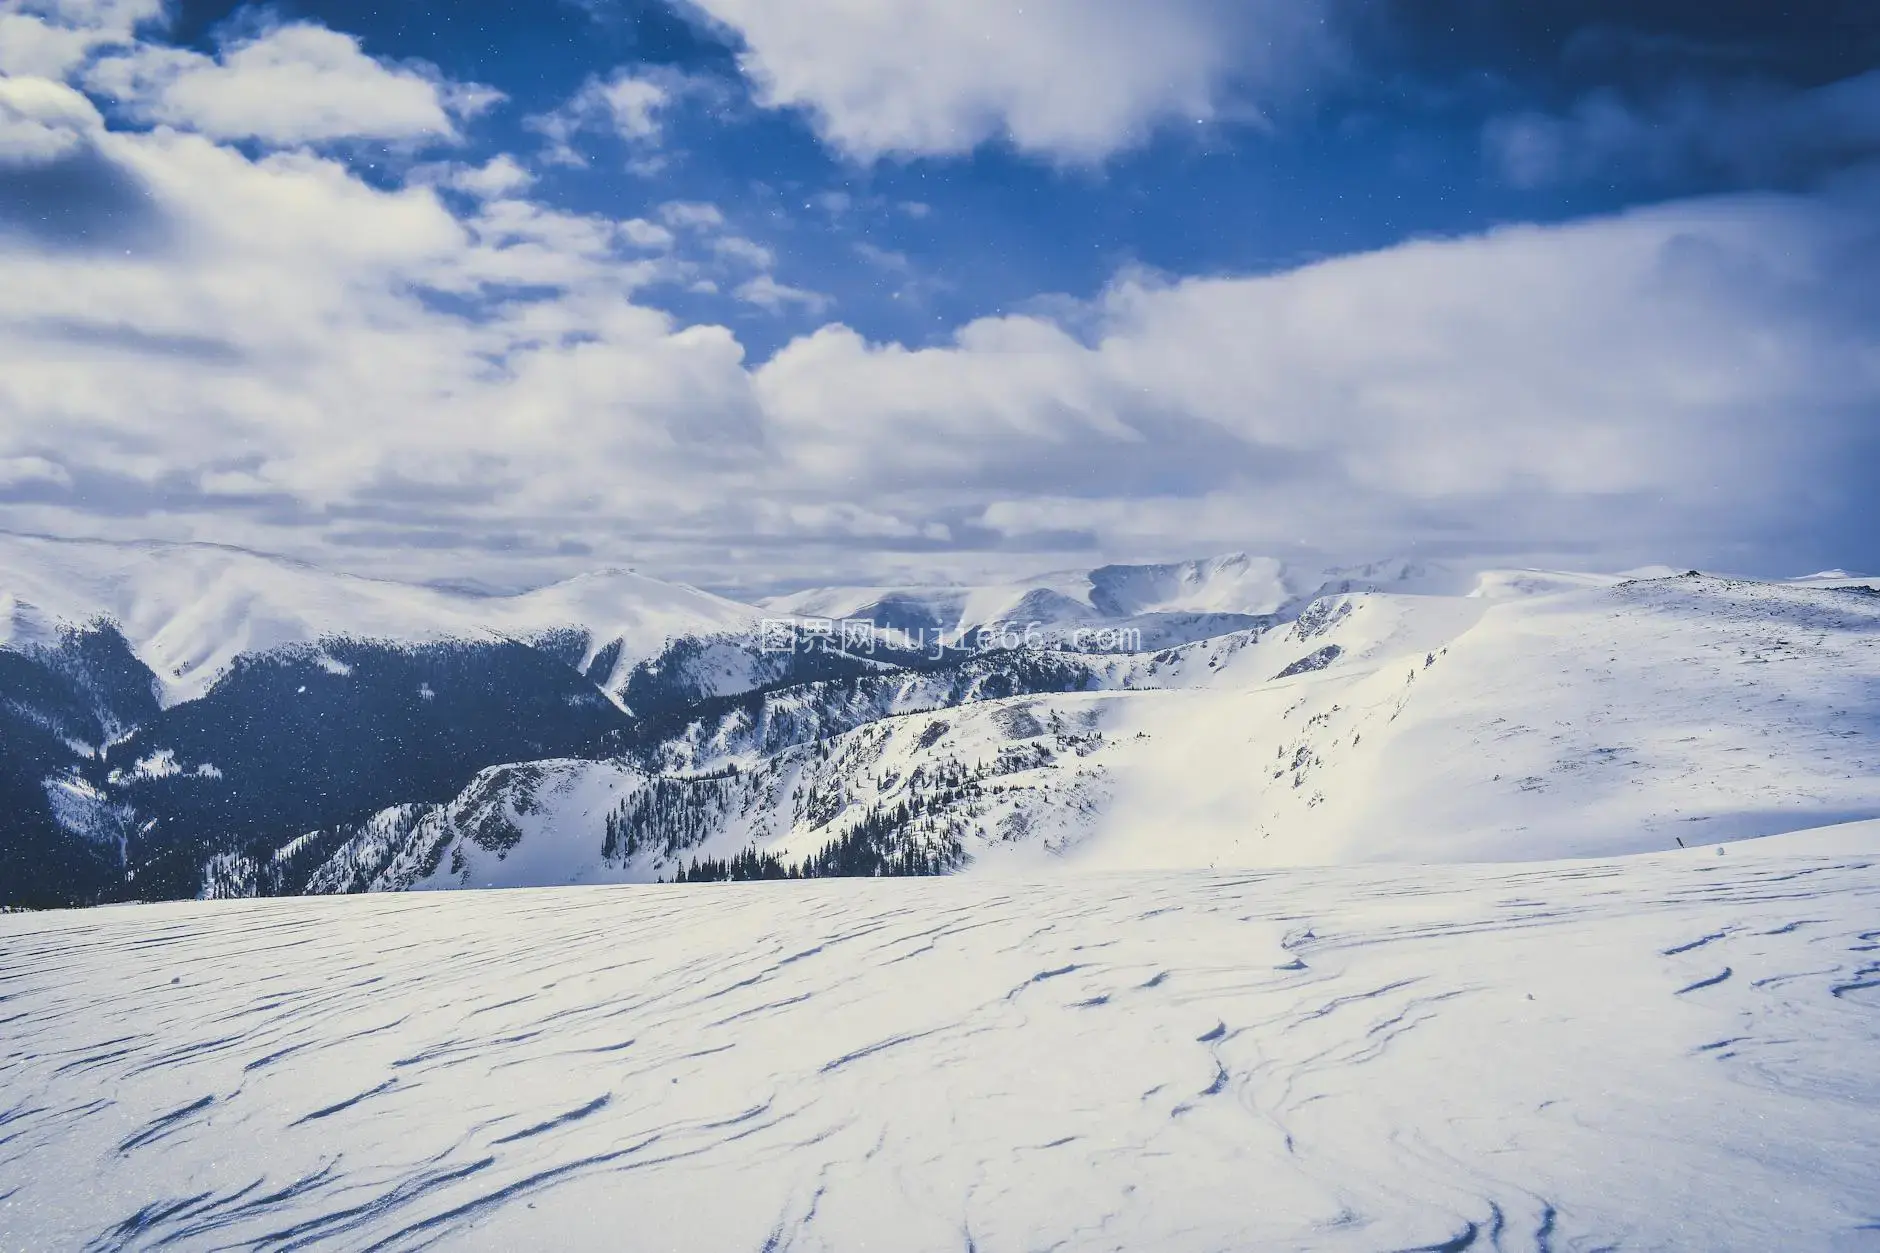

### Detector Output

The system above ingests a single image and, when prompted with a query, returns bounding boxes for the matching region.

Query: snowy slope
[199,759,651,898]
[1081,574,1880,869]
[0,533,759,705]
[2,828,1875,1250]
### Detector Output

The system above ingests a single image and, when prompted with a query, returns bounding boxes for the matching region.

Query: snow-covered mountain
[193,567,1880,898]
[0,533,769,905]
[0,532,760,706]
[7,533,1879,908]
[763,553,1461,647]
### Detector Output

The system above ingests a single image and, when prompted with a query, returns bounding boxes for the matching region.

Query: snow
[484,569,762,697]
[0,825,1874,1250]
[1079,575,1880,869]
[763,552,1314,633]
[766,555,1479,633]
[0,534,757,705]
[402,759,650,892]
[39,774,131,846]
[106,750,182,785]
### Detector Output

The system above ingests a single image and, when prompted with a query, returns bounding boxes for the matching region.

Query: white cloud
[684,0,1331,162]
[432,154,536,199]
[0,455,72,488]
[589,73,667,140]
[734,274,830,315]
[711,235,773,269]
[619,217,675,250]
[854,242,910,272]
[527,68,705,166]
[0,74,102,163]
[0,122,746,544]
[658,200,724,229]
[750,184,1880,563]
[85,22,500,146]
[755,500,941,540]
[3,102,1874,588]
[0,0,160,78]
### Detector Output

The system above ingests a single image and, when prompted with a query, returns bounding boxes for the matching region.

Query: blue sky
[1,0,1876,594]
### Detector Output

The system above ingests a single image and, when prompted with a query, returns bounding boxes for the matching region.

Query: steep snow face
[401,759,652,892]
[0,535,758,705]
[3,828,1876,1251]
[201,760,652,898]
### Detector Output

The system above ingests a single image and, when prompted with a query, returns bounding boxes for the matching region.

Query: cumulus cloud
[0,0,160,78]
[427,154,536,199]
[711,235,773,269]
[683,0,1333,162]
[0,118,752,549]
[735,274,830,315]
[527,67,708,166]
[755,500,948,542]
[4,114,1877,585]
[0,75,103,163]
[84,22,502,146]
[658,200,724,229]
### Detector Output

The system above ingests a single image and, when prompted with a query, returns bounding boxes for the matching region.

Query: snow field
[2,826,1876,1251]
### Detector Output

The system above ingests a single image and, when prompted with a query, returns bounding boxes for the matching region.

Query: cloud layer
[1,4,1876,592]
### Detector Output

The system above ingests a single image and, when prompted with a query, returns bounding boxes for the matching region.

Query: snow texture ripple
[1,828,1877,1251]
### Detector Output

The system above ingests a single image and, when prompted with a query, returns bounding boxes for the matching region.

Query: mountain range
[3,531,1876,908]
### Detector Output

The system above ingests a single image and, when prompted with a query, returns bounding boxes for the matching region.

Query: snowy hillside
[1084,573,1880,868]
[2,827,1875,1250]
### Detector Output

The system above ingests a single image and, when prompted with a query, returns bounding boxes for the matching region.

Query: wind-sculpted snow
[2,829,1876,1251]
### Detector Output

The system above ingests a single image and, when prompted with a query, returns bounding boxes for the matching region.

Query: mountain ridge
[7,536,1879,907]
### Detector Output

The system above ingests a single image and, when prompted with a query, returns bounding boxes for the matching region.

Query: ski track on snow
[1,847,1878,1251]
